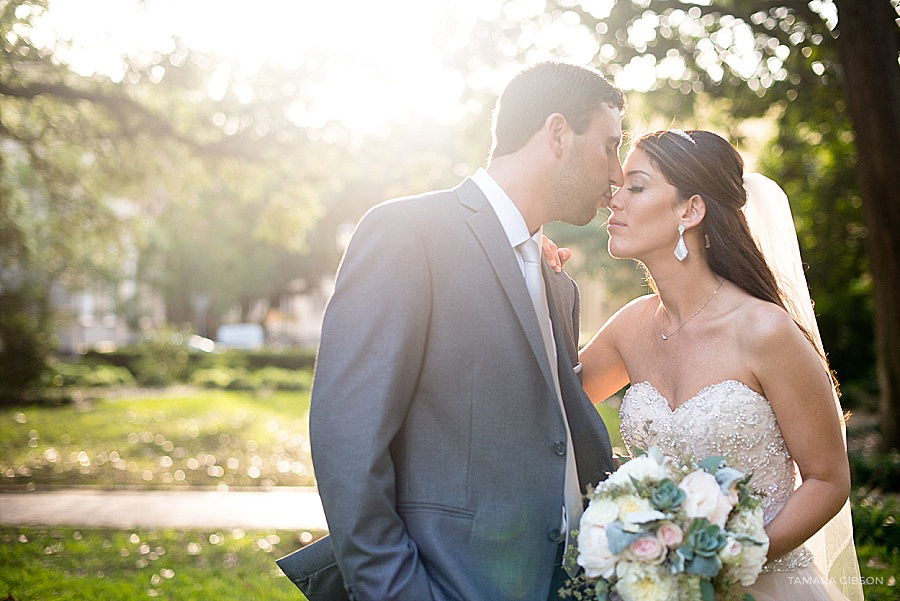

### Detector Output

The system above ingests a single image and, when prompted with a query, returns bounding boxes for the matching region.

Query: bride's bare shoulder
[608,294,659,328]
[735,296,806,352]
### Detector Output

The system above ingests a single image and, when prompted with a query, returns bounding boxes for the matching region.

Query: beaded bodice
[619,379,813,572]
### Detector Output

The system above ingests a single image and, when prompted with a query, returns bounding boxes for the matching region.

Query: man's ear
[679,194,707,230]
[543,113,570,158]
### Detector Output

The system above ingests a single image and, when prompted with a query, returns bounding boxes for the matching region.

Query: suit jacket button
[553,441,566,456]
[547,528,562,543]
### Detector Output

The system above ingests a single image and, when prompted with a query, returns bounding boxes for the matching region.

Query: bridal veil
[743,173,864,601]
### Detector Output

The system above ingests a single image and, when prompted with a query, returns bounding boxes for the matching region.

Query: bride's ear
[679,194,707,230]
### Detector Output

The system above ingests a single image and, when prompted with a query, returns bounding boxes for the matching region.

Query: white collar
[470,167,540,250]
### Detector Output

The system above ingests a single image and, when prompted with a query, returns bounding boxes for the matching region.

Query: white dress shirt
[470,168,558,359]
[471,168,580,552]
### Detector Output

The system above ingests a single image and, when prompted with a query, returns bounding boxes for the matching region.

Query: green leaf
[685,554,721,578]
[698,456,726,473]
[700,578,715,601]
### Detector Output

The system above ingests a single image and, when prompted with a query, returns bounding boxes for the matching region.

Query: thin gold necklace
[660,278,725,340]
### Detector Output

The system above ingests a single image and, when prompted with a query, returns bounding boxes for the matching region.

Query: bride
[547,129,863,600]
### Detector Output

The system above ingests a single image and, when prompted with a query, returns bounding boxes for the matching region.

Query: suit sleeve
[309,203,435,601]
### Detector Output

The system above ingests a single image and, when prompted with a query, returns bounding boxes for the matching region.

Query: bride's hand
[541,235,572,273]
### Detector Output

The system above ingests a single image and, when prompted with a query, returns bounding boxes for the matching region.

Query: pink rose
[656,521,684,548]
[626,536,667,564]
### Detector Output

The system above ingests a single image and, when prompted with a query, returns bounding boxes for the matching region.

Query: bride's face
[606,148,683,261]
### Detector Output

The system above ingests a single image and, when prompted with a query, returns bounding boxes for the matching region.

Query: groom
[308,62,623,601]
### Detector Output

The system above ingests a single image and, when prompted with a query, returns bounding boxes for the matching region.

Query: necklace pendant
[661,333,668,340]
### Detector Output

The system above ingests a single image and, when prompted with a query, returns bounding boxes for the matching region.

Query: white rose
[608,455,669,487]
[679,470,734,527]
[615,494,652,518]
[707,494,734,528]
[729,506,769,541]
[718,537,743,565]
[615,562,676,601]
[581,498,619,528]
[721,507,770,586]
[577,523,617,579]
[732,541,769,586]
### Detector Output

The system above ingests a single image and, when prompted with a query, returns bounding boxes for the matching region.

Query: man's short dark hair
[489,62,625,160]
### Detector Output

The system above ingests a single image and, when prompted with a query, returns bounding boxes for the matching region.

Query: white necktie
[519,239,582,555]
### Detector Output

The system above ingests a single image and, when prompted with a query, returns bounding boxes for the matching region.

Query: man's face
[550,104,624,226]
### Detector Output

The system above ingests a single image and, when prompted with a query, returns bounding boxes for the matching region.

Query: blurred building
[261,276,334,349]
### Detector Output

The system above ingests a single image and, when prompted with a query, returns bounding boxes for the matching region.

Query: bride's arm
[539,234,633,402]
[747,305,851,561]
[577,297,652,404]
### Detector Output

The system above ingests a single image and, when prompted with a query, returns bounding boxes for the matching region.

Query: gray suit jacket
[308,179,614,601]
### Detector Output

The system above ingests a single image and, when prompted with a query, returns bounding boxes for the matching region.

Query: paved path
[0,487,328,531]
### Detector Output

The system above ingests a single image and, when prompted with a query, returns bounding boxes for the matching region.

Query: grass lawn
[1,530,896,601]
[2,388,896,600]
[596,401,625,453]
[0,388,624,491]
[0,390,314,489]
[0,526,315,601]
[857,543,900,601]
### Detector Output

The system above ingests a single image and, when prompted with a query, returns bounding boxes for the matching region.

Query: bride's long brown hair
[635,129,829,370]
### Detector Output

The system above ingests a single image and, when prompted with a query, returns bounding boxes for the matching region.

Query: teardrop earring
[675,224,688,261]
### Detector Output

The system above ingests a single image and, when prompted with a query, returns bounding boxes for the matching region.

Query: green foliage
[0,293,52,400]
[127,330,198,387]
[190,366,245,390]
[463,0,839,119]
[252,367,313,391]
[849,451,900,493]
[852,493,900,553]
[45,362,136,389]
[756,82,873,393]
[76,346,317,389]
[474,0,878,395]
[190,367,312,392]
[0,526,314,600]
[856,542,900,601]
[850,492,900,601]
[241,350,317,371]
[2,2,331,379]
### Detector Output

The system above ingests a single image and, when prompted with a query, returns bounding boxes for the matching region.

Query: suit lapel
[545,266,615,486]
[458,179,613,483]
[457,180,555,391]
[545,260,575,404]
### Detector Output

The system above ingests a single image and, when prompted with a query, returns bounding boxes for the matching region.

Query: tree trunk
[833,0,900,450]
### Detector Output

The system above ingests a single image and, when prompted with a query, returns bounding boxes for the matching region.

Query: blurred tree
[756,82,873,398]
[832,0,900,451]
[0,0,325,395]
[461,0,900,449]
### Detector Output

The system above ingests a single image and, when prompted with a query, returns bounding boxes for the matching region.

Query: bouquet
[563,447,769,601]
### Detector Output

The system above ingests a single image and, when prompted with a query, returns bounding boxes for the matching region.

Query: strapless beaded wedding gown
[619,380,849,601]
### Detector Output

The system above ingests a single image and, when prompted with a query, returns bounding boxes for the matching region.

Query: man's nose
[610,157,624,189]
[599,189,614,208]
